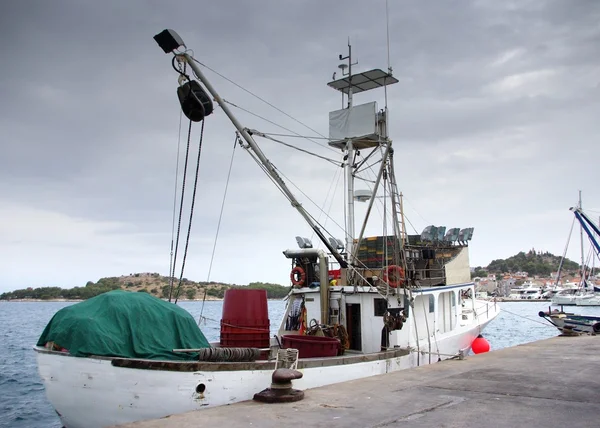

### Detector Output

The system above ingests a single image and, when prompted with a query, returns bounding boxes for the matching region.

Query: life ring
[290,266,306,287]
[386,265,405,288]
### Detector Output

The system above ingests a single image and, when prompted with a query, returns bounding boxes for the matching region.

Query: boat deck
[113,335,600,428]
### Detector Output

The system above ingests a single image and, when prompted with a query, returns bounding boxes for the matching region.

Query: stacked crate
[355,236,401,268]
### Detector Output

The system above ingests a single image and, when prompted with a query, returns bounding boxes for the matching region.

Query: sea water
[1,300,598,428]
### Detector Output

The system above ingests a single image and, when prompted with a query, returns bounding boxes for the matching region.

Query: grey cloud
[1,0,599,290]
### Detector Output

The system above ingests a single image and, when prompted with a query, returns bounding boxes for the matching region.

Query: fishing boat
[539,308,600,335]
[34,29,500,428]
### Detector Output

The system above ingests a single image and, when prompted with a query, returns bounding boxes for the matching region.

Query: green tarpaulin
[37,290,210,360]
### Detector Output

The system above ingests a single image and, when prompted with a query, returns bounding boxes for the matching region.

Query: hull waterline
[36,307,498,428]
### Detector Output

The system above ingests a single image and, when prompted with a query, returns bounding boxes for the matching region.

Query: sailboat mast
[579,190,584,281]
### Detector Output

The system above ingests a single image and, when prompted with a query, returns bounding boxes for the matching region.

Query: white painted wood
[35,297,499,428]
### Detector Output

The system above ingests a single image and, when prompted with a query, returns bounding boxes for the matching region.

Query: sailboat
[541,199,600,333]
[551,192,599,306]
[33,29,500,428]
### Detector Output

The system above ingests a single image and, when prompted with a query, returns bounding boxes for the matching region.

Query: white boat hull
[35,304,498,428]
[575,295,600,306]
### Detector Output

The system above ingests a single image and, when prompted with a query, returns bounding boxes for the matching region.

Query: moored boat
[34,28,499,428]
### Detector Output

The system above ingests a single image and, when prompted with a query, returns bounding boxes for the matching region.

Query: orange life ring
[290,266,306,287]
[386,265,405,288]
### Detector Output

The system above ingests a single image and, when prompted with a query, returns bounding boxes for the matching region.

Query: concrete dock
[116,335,600,428]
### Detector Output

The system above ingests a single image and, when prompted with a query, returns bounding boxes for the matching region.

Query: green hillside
[485,249,580,276]
[0,273,289,301]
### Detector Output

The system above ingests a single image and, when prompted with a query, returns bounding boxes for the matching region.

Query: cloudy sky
[1,0,599,292]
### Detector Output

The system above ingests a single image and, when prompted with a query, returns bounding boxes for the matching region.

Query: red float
[471,334,490,354]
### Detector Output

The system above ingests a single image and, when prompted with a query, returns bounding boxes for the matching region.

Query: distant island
[471,249,600,298]
[471,249,583,279]
[3,250,596,302]
[0,272,289,301]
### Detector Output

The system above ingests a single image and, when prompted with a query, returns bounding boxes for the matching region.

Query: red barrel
[220,289,270,348]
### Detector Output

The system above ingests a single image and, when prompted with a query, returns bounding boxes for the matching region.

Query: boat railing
[473,299,497,320]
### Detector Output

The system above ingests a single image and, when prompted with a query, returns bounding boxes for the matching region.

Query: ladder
[386,151,408,272]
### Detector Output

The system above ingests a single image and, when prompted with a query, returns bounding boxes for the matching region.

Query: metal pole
[579,190,584,281]
[345,40,355,263]
[352,144,392,262]
[182,54,347,268]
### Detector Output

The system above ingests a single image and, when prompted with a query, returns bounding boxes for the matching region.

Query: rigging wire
[223,99,338,153]
[189,56,336,154]
[311,166,344,244]
[238,136,348,243]
[555,217,576,285]
[168,119,194,302]
[273,165,347,239]
[200,133,239,321]
[401,196,428,234]
[251,131,341,166]
[174,120,207,303]
[168,108,184,298]
[257,132,332,140]
[241,142,352,251]
[356,158,384,175]
[189,57,328,139]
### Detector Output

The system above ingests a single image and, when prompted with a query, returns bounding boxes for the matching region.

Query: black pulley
[177,80,214,122]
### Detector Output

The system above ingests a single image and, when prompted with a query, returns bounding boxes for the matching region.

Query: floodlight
[154,29,186,53]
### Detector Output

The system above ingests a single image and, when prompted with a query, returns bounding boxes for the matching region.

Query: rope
[196,347,261,362]
[501,306,554,327]
[199,134,238,321]
[220,322,270,332]
[174,120,206,303]
[168,108,184,298]
[420,296,433,363]
[168,119,194,302]
[409,292,420,365]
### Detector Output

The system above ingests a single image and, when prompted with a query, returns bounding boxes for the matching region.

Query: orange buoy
[385,265,405,288]
[290,266,306,287]
[471,334,490,354]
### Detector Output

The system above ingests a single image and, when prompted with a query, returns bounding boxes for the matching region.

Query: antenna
[385,0,392,74]
[338,39,359,108]
[326,41,398,264]
[384,0,393,132]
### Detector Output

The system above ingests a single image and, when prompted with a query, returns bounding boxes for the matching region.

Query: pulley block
[177,80,214,122]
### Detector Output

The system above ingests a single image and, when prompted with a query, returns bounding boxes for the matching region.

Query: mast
[339,40,358,263]
[326,41,399,269]
[153,30,348,267]
[579,190,584,282]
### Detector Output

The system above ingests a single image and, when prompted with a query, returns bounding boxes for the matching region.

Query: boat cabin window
[414,295,435,340]
[438,291,457,333]
[374,298,387,316]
